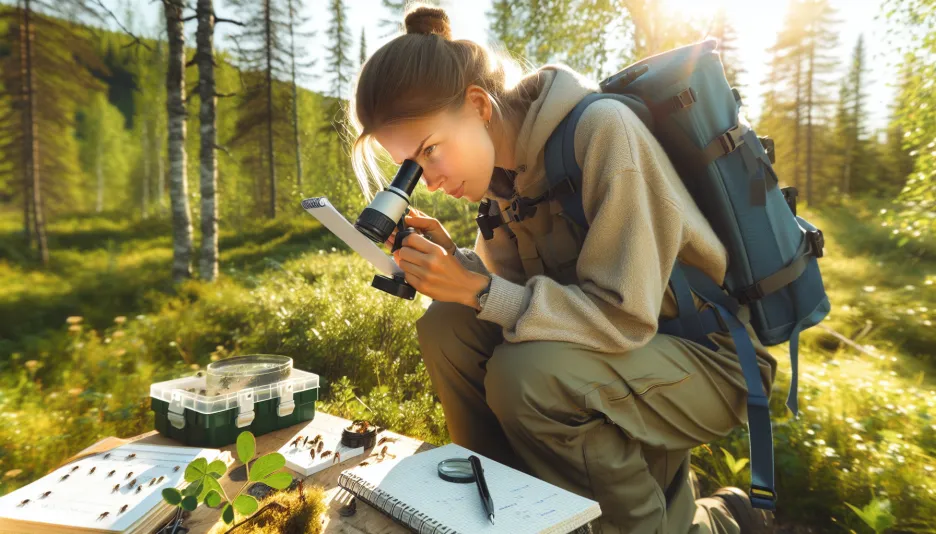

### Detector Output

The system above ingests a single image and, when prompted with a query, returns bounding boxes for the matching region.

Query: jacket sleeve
[475,100,691,353]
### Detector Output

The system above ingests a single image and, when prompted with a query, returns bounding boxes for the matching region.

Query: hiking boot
[712,487,775,534]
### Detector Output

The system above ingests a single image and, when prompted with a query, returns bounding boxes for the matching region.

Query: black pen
[469,455,495,525]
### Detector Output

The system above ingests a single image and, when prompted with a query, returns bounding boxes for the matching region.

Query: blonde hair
[347,3,540,200]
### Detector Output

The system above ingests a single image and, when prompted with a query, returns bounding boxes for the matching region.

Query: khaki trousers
[416,300,776,534]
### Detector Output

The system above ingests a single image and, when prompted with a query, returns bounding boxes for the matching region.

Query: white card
[278,420,365,477]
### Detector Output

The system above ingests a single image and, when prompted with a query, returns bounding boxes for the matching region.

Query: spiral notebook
[338,443,601,534]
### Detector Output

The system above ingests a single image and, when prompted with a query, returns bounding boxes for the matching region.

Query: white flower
[850,434,863,441]
[863,286,877,293]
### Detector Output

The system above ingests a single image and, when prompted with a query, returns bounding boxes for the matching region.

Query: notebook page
[301,196,403,278]
[0,444,222,533]
[343,443,601,534]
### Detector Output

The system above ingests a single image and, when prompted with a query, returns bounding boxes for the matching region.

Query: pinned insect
[17,499,29,507]
[157,476,165,484]
[112,484,121,494]
[88,466,96,475]
[312,434,322,444]
[380,445,388,459]
[302,436,309,447]
[70,465,81,473]
[309,449,316,460]
[135,485,142,494]
[119,504,129,515]
[173,466,180,472]
[320,450,332,459]
[316,440,324,454]
[149,478,157,487]
[59,474,70,482]
[125,472,134,480]
[125,453,136,461]
[347,419,372,433]
[333,451,341,464]
[290,436,303,448]
[103,453,111,459]
[128,478,137,489]
[359,461,369,467]
[107,470,116,478]
[376,436,399,447]
[97,512,110,521]
[39,491,52,499]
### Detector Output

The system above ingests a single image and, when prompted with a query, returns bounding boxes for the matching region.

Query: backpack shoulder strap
[543,93,653,231]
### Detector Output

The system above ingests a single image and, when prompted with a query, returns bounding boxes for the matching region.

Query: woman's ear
[464,85,493,123]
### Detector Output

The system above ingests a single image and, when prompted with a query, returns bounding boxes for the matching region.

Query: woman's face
[373,90,494,203]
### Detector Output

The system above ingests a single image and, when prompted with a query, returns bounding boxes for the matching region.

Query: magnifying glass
[437,458,476,483]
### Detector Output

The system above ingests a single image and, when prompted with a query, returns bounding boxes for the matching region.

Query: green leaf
[162,487,182,506]
[184,457,209,483]
[261,472,293,490]
[237,432,256,465]
[846,499,896,534]
[203,474,224,497]
[729,458,749,475]
[249,453,286,482]
[207,460,227,477]
[204,490,222,508]
[233,494,259,516]
[180,495,198,512]
[221,503,235,524]
[182,480,203,498]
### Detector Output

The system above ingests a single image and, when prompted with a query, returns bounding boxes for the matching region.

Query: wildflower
[863,286,876,293]
[850,434,862,441]
[68,325,82,334]
[68,388,83,397]
[112,331,125,339]
[924,465,934,472]
[24,360,39,371]
[66,316,83,325]
[190,364,200,371]
[823,447,837,458]
[4,470,22,479]
[114,316,127,324]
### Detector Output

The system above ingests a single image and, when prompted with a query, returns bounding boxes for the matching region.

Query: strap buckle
[717,125,745,155]
[675,88,696,109]
[749,485,777,511]
[736,282,765,306]
[509,195,539,222]
[807,229,824,258]
[475,199,504,240]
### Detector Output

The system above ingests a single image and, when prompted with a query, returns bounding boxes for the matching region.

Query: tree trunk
[18,12,31,248]
[264,0,277,219]
[197,0,219,281]
[142,118,151,219]
[288,0,302,191]
[806,42,814,205]
[95,129,103,213]
[157,116,166,215]
[24,0,48,265]
[165,0,193,282]
[793,56,802,192]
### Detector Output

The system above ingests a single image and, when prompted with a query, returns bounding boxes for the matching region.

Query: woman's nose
[423,174,443,193]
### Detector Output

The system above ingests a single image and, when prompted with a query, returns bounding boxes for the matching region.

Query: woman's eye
[423,145,437,158]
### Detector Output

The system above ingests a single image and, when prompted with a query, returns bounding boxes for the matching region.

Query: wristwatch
[475,276,493,312]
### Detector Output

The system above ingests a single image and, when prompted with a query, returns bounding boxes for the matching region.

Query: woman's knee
[416,300,473,346]
[484,341,589,430]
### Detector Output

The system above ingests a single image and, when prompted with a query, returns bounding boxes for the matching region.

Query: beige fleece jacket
[458,64,730,354]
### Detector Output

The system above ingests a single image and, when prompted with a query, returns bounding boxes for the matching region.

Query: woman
[349,5,778,534]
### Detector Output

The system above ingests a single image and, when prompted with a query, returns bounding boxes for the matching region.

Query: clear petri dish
[205,354,293,396]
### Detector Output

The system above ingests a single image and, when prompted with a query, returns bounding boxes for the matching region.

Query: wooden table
[72,412,435,534]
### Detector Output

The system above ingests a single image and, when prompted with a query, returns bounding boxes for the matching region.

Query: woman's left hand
[393,232,490,308]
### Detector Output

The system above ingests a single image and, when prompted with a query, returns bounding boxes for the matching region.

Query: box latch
[277,383,295,417]
[168,391,186,430]
[236,391,255,428]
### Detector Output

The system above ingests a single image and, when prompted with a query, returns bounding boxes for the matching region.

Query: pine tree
[286,0,314,193]
[359,27,367,67]
[0,0,107,265]
[709,7,744,90]
[836,35,867,197]
[228,0,293,219]
[800,0,839,204]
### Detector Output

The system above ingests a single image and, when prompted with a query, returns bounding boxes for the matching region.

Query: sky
[112,0,901,131]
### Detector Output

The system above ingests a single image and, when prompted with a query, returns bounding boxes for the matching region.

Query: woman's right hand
[383,207,457,256]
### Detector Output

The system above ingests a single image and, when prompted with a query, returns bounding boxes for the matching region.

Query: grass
[0,198,935,533]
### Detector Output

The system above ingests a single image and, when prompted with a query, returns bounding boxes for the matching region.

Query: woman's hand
[388,209,489,307]
[383,207,456,255]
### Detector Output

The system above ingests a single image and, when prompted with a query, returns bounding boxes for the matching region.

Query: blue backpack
[542,40,830,510]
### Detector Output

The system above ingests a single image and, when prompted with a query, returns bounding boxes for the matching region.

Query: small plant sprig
[161,431,292,526]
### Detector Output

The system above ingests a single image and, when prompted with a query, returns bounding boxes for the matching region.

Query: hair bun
[404,5,452,40]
